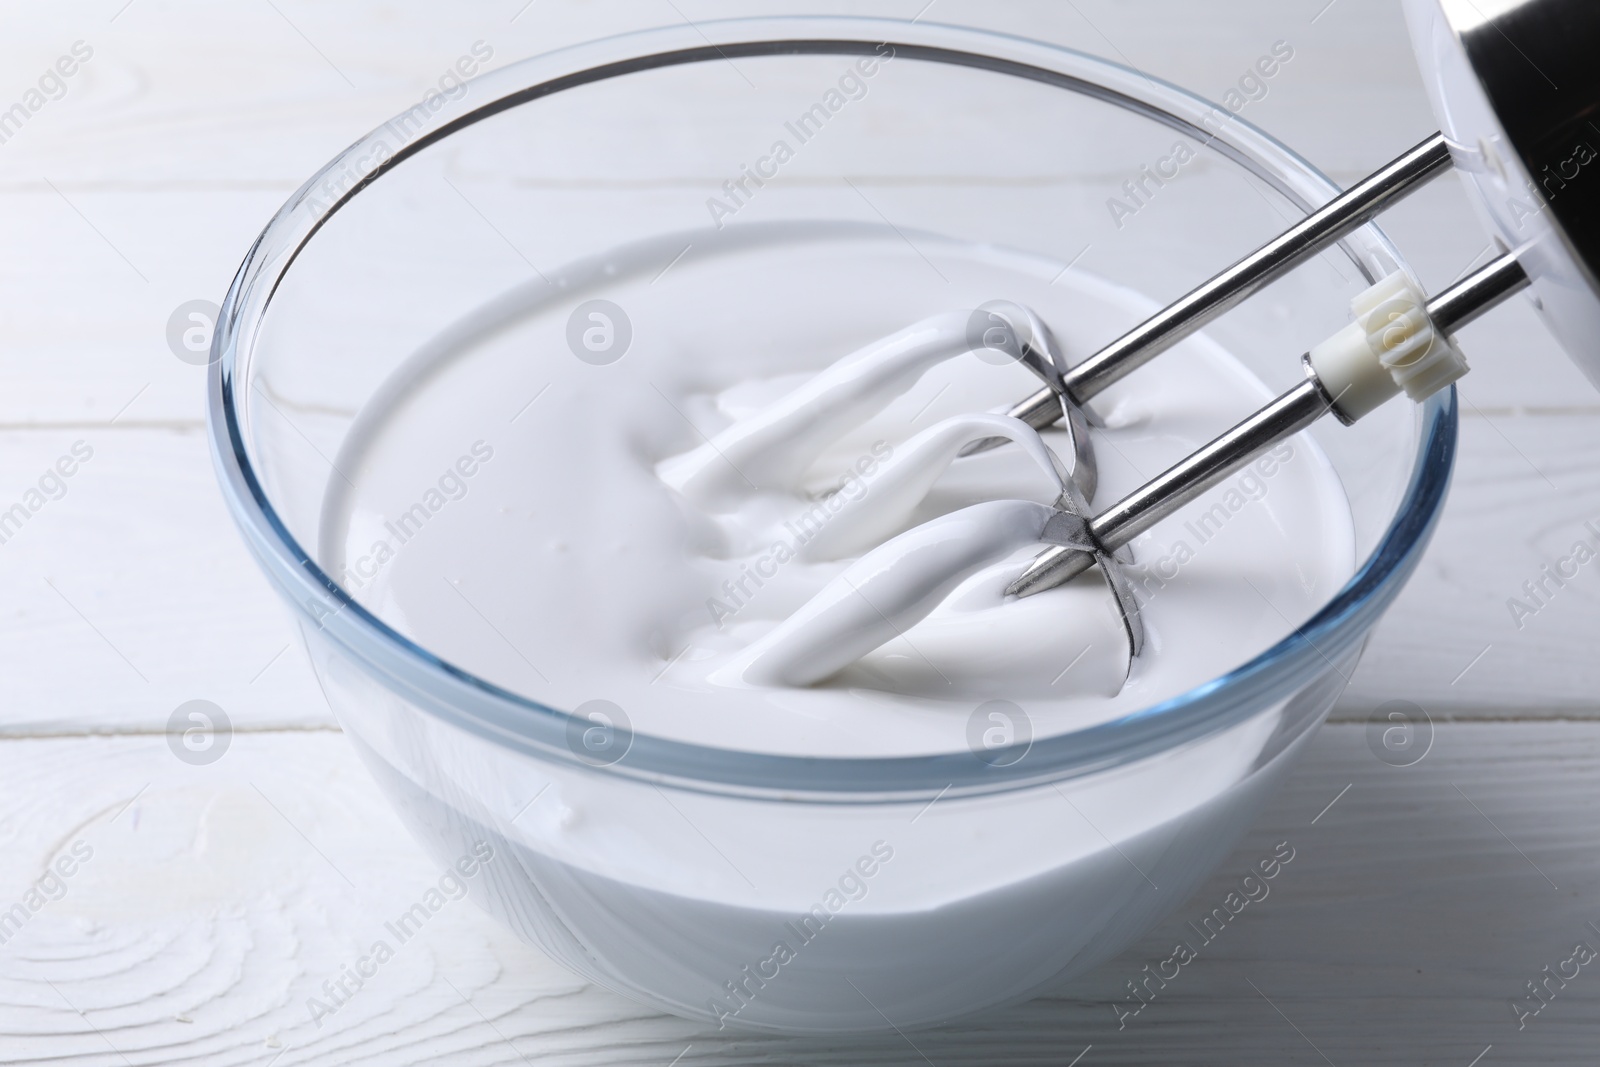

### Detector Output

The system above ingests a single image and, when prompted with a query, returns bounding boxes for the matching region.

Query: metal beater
[1001,0,1600,602]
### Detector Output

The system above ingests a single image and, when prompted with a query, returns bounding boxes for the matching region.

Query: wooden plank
[0,0,1435,186]
[0,427,332,734]
[0,722,1595,1065]
[1337,410,1600,717]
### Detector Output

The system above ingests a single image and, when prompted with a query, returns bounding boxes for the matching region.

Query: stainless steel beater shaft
[1007,251,1530,598]
[982,133,1454,442]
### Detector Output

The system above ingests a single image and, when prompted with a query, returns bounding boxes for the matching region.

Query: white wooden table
[2,1,1596,1063]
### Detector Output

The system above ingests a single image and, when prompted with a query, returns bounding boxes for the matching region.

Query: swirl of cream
[724,499,1059,687]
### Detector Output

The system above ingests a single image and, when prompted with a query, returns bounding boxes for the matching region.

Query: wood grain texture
[1,723,1596,1066]
[0,427,333,734]
[1338,412,1600,717]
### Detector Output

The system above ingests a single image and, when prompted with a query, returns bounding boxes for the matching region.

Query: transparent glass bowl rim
[206,16,1457,802]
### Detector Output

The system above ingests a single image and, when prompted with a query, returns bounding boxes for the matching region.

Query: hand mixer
[988,0,1600,606]
[697,0,1600,679]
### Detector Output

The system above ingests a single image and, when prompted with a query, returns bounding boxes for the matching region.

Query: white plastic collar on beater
[1306,270,1469,422]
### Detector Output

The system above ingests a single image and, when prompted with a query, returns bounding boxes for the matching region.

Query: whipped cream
[321,226,1353,755]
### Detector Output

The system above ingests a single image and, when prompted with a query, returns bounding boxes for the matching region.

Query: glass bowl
[206,17,1454,1033]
